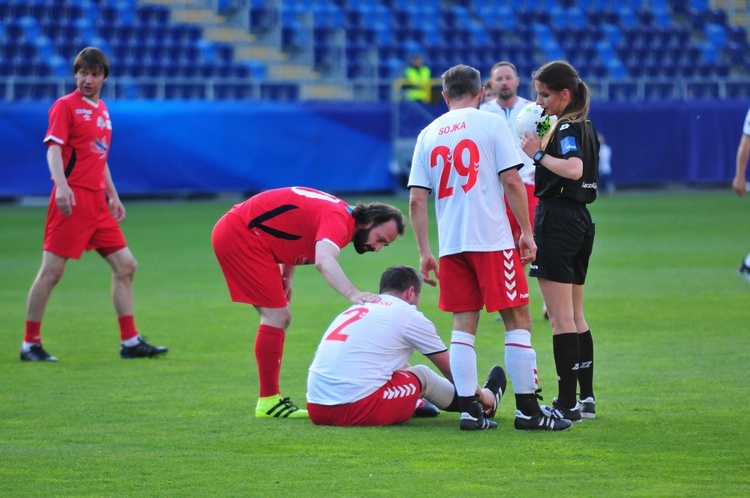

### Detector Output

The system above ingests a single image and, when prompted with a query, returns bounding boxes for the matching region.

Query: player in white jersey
[732,106,750,281]
[306,265,506,426]
[408,64,571,431]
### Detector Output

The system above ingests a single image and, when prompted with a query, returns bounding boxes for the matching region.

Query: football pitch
[1,190,748,496]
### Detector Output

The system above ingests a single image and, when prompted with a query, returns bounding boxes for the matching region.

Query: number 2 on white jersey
[324,306,369,342]
[431,138,480,199]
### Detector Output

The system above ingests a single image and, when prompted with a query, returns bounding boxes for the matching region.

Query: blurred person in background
[404,54,432,103]
[597,133,614,195]
[481,61,549,319]
[21,47,168,363]
[732,106,750,281]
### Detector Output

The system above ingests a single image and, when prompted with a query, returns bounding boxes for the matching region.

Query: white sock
[410,364,456,409]
[505,329,539,395]
[744,253,750,267]
[21,341,37,352]
[122,336,141,347]
[450,331,478,399]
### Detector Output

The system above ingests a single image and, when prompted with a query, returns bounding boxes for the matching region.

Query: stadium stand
[1,0,749,101]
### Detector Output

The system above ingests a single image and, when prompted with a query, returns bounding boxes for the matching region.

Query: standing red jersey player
[21,47,168,362]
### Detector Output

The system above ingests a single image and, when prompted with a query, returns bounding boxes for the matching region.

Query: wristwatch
[533,150,546,165]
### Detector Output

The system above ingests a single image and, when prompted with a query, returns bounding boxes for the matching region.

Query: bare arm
[500,169,537,263]
[733,133,750,197]
[104,163,126,222]
[408,187,438,286]
[520,130,583,180]
[314,240,379,304]
[47,144,75,216]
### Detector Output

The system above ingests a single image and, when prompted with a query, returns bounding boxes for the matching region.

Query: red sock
[24,321,42,344]
[118,315,138,342]
[255,324,285,398]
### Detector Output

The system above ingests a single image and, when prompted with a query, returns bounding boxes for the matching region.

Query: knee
[117,256,138,279]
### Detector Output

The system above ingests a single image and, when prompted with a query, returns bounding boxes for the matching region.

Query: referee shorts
[529,197,595,285]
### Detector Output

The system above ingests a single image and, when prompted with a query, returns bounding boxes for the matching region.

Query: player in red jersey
[212,186,405,418]
[21,47,168,362]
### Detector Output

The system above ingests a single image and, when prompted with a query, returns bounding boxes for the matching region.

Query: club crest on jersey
[97,115,112,130]
[295,255,310,265]
[90,136,108,157]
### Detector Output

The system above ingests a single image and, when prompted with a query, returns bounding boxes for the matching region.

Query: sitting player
[306,265,506,429]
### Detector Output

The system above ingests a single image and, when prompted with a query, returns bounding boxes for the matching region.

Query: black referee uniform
[529,118,599,285]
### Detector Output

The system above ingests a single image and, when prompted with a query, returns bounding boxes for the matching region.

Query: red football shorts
[43,186,126,260]
[505,183,538,247]
[307,371,422,426]
[439,250,529,313]
[211,212,287,308]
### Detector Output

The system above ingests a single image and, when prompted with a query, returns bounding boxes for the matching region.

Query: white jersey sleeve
[743,107,750,136]
[307,295,446,405]
[408,107,520,256]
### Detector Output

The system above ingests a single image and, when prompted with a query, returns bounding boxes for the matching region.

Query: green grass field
[1,191,749,496]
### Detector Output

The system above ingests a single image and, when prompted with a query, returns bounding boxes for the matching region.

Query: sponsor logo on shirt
[582,182,597,189]
[561,136,578,153]
[90,136,109,158]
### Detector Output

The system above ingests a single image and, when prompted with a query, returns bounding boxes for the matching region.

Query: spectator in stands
[732,106,750,282]
[211,187,405,419]
[21,47,169,362]
[404,54,432,103]
[519,60,600,423]
[598,133,614,194]
[307,264,507,427]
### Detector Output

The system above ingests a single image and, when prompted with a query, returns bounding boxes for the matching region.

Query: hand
[519,131,542,158]
[54,184,75,216]
[518,232,537,264]
[282,277,293,302]
[732,176,746,197]
[419,254,439,287]
[108,196,126,222]
[350,291,379,304]
[478,387,495,412]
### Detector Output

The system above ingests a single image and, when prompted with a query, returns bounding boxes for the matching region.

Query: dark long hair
[351,202,405,235]
[532,60,593,149]
[74,47,110,78]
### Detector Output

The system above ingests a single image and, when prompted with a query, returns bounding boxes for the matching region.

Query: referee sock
[578,330,595,400]
[256,324,285,398]
[553,332,580,408]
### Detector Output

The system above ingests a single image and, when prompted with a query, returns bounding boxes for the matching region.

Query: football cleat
[413,398,441,418]
[738,262,750,282]
[482,365,507,419]
[579,397,596,419]
[120,337,168,359]
[541,399,583,423]
[514,410,572,431]
[255,396,309,419]
[459,400,498,431]
[20,344,59,362]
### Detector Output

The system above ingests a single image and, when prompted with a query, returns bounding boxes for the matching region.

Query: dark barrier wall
[0,101,393,197]
[2,99,748,197]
